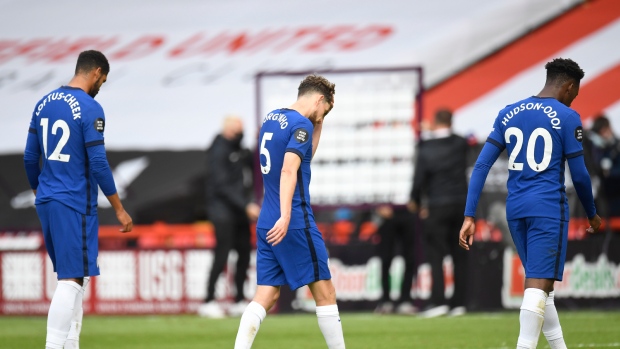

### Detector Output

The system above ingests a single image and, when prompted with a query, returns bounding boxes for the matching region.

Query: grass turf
[1,311,619,348]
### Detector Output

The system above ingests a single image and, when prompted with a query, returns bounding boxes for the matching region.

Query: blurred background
[1,0,619,316]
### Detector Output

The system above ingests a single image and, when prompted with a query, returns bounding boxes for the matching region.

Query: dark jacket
[205,135,253,220]
[410,133,468,207]
[583,131,620,202]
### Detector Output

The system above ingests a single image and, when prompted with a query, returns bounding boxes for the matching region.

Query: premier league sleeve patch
[574,126,583,142]
[294,128,309,143]
[94,118,105,133]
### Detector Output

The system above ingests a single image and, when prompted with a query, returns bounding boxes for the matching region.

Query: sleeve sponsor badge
[294,128,309,143]
[94,118,105,133]
[574,126,583,142]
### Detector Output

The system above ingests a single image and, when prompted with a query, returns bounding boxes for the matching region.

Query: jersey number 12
[40,118,71,162]
[505,127,552,172]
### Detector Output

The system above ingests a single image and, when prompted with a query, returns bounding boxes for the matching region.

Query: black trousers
[205,216,251,303]
[423,202,468,308]
[377,208,417,303]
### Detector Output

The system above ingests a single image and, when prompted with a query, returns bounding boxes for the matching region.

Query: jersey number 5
[505,127,552,172]
[260,132,273,174]
[40,118,71,162]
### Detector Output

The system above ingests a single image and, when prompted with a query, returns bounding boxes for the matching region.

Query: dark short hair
[435,108,453,126]
[297,74,335,104]
[545,58,584,86]
[591,115,610,134]
[75,50,110,75]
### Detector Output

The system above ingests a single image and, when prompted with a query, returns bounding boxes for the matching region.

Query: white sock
[46,281,81,349]
[516,288,547,349]
[65,277,89,349]
[316,304,345,349]
[542,292,567,349]
[234,301,267,349]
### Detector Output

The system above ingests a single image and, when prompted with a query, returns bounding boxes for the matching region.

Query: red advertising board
[1,250,257,315]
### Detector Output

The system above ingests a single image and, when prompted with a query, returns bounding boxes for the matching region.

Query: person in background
[198,116,261,318]
[410,108,470,318]
[583,115,620,217]
[373,204,418,315]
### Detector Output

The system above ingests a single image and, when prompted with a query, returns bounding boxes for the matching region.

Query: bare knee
[524,278,554,294]
[59,277,84,287]
[309,280,337,306]
[253,286,281,312]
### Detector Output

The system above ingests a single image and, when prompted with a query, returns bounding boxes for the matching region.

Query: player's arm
[266,152,301,246]
[566,154,596,219]
[564,112,601,233]
[311,122,323,159]
[87,144,132,232]
[84,109,132,232]
[24,116,42,195]
[459,140,502,250]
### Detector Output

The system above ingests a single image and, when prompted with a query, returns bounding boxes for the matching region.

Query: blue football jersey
[257,108,316,230]
[28,86,106,215]
[487,96,584,221]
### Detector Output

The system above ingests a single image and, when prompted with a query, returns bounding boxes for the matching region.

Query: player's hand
[246,203,261,221]
[459,216,475,250]
[116,209,133,233]
[587,214,602,234]
[267,216,290,246]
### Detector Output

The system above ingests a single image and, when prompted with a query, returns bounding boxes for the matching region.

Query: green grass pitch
[1,311,619,348]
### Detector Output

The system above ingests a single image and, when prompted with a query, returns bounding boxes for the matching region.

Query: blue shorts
[36,200,100,279]
[256,226,331,290]
[507,217,568,281]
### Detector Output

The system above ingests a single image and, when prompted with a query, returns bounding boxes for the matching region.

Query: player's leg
[267,226,345,348]
[200,218,234,318]
[517,278,552,349]
[510,217,566,349]
[65,211,99,349]
[309,279,345,349]
[64,277,89,349]
[304,227,345,349]
[47,278,82,349]
[234,285,280,349]
[376,215,396,313]
[539,218,569,349]
[542,289,567,349]
[234,228,285,349]
[508,218,545,349]
[38,201,92,349]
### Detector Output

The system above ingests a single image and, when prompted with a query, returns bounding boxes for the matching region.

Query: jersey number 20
[505,127,552,172]
[260,132,273,174]
[40,118,71,162]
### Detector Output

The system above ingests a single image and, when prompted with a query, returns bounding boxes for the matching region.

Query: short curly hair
[545,58,584,86]
[297,74,335,104]
[75,50,110,75]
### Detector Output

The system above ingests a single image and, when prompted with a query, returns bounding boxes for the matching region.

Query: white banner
[0,0,579,153]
